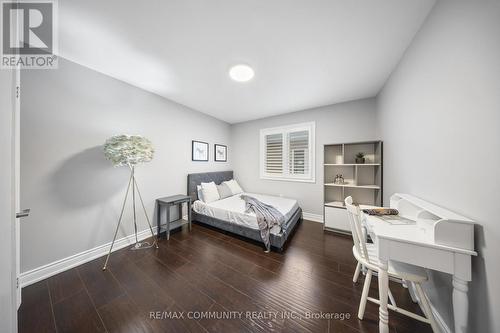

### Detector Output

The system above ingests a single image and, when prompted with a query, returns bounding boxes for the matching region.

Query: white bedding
[193,192,299,235]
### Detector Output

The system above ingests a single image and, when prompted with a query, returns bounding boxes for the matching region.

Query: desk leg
[378,259,390,333]
[453,276,469,333]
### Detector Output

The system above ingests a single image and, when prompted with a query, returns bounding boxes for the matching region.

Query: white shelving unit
[323,141,383,234]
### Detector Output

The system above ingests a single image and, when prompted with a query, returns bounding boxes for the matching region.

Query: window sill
[260,176,316,183]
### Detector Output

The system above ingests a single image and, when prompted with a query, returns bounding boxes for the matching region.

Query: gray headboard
[187,171,234,201]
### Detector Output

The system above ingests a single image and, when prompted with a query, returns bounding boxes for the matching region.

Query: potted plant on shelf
[355,152,365,164]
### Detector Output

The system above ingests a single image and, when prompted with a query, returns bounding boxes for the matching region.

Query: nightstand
[156,194,192,240]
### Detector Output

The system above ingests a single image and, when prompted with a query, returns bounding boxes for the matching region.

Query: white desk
[361,193,477,333]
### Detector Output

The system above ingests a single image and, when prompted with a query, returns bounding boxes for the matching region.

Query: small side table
[156,195,192,240]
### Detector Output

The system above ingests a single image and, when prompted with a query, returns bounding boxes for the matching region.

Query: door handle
[16,209,30,218]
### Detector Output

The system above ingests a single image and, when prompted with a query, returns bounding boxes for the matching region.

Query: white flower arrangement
[103,135,154,167]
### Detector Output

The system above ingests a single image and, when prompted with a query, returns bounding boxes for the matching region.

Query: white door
[14,68,22,309]
[1,7,25,331]
[0,68,19,332]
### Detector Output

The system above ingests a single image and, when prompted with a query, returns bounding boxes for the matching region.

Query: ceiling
[58,0,436,123]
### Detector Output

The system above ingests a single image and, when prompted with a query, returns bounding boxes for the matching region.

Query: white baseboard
[302,212,323,223]
[19,228,157,288]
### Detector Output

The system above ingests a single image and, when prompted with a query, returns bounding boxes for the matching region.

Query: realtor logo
[1,0,58,69]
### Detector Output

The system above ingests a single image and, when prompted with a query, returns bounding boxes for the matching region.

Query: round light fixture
[229,64,254,82]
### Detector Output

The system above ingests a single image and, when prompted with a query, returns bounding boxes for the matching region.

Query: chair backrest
[345,196,371,265]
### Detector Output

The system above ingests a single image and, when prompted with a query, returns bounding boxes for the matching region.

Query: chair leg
[415,283,440,333]
[358,269,372,320]
[353,262,361,283]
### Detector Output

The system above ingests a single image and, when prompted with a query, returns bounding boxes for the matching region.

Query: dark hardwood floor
[18,220,431,333]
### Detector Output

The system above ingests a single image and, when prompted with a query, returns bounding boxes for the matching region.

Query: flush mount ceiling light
[229,64,255,82]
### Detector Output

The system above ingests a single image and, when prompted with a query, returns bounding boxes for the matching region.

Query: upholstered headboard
[187,171,234,202]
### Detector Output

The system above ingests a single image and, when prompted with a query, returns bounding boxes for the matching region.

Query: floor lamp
[102,135,159,270]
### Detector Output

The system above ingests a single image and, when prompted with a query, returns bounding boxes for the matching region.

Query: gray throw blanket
[240,195,285,252]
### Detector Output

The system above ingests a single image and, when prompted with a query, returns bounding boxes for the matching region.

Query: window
[260,122,315,182]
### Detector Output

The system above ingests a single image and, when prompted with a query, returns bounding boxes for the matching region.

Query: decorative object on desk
[214,144,227,162]
[192,140,209,161]
[334,174,345,185]
[355,152,365,164]
[102,134,158,271]
[362,208,399,216]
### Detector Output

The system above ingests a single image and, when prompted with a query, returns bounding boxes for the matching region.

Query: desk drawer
[324,206,350,233]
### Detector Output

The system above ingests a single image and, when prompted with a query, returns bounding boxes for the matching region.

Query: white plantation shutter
[260,122,315,182]
[265,133,283,174]
[288,130,309,175]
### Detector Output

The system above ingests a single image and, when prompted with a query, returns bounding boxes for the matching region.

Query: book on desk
[376,215,416,225]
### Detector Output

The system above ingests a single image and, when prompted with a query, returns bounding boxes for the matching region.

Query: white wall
[377,0,500,331]
[231,99,378,216]
[0,70,16,332]
[20,58,231,272]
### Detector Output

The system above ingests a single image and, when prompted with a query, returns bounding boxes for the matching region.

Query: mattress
[193,192,299,235]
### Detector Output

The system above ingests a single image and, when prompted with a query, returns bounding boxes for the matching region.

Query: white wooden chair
[344,196,439,332]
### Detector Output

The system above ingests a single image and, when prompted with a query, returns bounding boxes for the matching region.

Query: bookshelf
[323,141,383,234]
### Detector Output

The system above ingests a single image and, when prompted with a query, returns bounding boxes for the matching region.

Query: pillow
[217,183,233,199]
[224,179,243,195]
[201,181,220,203]
[196,185,204,202]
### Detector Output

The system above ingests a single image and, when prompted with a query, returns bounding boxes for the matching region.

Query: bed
[187,171,302,252]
